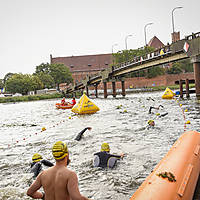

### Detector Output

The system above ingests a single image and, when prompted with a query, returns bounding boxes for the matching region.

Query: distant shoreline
[0,84,193,103]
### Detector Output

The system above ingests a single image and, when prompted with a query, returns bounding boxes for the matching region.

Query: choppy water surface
[0,91,200,200]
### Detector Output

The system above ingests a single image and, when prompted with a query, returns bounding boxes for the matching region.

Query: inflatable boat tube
[130,130,200,200]
[56,103,73,109]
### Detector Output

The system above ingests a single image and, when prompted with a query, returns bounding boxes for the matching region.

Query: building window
[88,64,92,67]
[70,65,74,68]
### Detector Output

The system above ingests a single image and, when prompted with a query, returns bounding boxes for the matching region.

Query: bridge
[65,32,200,99]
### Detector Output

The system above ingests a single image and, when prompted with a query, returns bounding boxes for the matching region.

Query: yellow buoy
[162,87,175,99]
[42,127,46,131]
[71,94,100,114]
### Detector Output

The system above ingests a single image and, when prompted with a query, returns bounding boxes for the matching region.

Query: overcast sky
[0,0,199,79]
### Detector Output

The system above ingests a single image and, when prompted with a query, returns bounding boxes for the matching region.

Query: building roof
[51,53,113,73]
[148,36,164,49]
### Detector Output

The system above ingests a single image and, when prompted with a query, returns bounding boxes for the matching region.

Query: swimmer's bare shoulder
[41,166,90,200]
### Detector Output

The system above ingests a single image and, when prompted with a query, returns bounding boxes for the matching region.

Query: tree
[179,59,193,73]
[35,63,73,90]
[49,63,73,90]
[113,46,155,65]
[35,63,51,74]
[146,66,165,78]
[5,73,43,95]
[166,62,183,74]
[3,72,14,85]
[0,79,3,89]
[36,72,55,89]
[30,75,44,91]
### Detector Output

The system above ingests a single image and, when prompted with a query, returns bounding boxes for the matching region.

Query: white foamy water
[0,92,199,200]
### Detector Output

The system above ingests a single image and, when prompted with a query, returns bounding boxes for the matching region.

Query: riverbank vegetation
[1,84,195,104]
[0,93,63,103]
[0,63,73,95]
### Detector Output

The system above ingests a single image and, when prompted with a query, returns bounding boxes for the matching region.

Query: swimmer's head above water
[148,119,155,126]
[32,153,43,163]
[101,143,110,152]
[52,141,70,165]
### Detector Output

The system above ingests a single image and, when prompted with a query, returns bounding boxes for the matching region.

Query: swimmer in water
[30,153,54,178]
[93,143,124,168]
[74,127,92,141]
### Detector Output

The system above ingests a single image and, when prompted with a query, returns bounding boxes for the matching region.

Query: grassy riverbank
[150,84,195,92]
[0,93,63,103]
[0,84,194,103]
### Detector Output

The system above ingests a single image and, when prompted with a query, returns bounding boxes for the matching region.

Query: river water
[0,91,200,200]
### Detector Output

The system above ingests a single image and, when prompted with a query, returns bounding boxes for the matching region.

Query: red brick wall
[88,73,194,90]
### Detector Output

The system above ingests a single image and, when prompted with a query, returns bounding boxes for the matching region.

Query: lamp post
[112,44,118,65]
[125,34,132,50]
[112,44,118,54]
[172,6,183,33]
[144,23,153,46]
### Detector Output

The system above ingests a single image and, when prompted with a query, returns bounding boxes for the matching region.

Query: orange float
[130,130,200,200]
[55,103,73,109]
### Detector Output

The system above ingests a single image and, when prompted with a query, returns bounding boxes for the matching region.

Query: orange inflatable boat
[130,130,200,200]
[55,103,73,109]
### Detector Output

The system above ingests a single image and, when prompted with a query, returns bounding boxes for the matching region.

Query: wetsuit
[93,151,121,168]
[74,127,90,141]
[148,105,164,114]
[31,159,54,178]
[148,105,168,117]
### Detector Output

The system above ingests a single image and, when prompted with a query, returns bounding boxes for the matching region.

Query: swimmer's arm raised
[27,172,43,199]
[67,171,90,200]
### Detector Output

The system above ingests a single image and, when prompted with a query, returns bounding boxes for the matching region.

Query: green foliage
[5,73,43,95]
[49,63,73,89]
[35,63,51,74]
[113,46,167,79]
[35,63,73,90]
[0,93,62,103]
[30,75,44,91]
[166,62,183,74]
[129,70,147,77]
[146,66,165,78]
[179,59,193,72]
[36,72,55,89]
[3,72,14,84]
[0,79,3,88]
[113,46,155,64]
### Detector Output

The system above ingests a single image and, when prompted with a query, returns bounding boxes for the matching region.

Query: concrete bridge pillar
[103,81,108,99]
[112,81,116,98]
[179,79,183,98]
[95,84,98,98]
[121,80,126,97]
[186,79,190,98]
[85,86,89,97]
[191,55,200,100]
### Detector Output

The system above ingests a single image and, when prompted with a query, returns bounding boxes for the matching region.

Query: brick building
[148,36,164,49]
[50,53,113,84]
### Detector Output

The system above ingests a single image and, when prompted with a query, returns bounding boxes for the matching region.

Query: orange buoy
[130,130,200,200]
